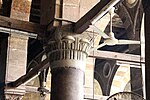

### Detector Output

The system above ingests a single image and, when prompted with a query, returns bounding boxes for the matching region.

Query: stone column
[5,33,28,100]
[46,32,90,100]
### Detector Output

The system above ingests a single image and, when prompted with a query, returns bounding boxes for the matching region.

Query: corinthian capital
[45,27,91,71]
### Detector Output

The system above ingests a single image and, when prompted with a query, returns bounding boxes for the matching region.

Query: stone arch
[124,80,131,91]
[110,64,131,95]
[94,79,102,95]
[94,59,119,96]
[94,0,143,96]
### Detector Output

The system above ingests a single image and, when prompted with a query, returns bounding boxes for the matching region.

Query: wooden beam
[74,0,121,33]
[5,49,145,88]
[40,0,56,26]
[116,61,144,68]
[25,86,39,93]
[3,0,11,16]
[89,50,145,63]
[6,58,49,88]
[0,15,44,35]
[143,0,150,99]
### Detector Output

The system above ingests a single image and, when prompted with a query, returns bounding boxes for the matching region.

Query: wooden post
[143,0,150,99]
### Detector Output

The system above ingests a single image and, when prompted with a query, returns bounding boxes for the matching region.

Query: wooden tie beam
[89,50,145,63]
[0,15,44,35]
[4,50,144,89]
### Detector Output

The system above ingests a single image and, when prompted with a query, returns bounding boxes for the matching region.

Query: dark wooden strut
[40,0,56,26]
[143,0,150,99]
[73,0,122,34]
[89,50,145,63]
[5,58,49,89]
[3,50,144,89]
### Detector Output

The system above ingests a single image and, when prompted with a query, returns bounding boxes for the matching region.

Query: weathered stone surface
[5,33,28,98]
[22,92,40,100]
[63,0,80,6]
[55,4,61,18]
[10,0,32,21]
[63,5,80,22]
[84,69,94,98]
[10,10,30,21]
[79,8,89,18]
[85,58,94,98]
[79,0,98,18]
[85,57,95,98]
[110,65,130,95]
[5,34,28,81]
[80,0,98,9]
[11,0,31,13]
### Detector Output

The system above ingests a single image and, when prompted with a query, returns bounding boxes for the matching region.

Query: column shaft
[51,68,84,100]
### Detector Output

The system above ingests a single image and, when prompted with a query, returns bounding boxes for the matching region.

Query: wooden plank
[89,50,145,63]
[116,61,143,68]
[0,27,37,38]
[74,0,121,33]
[0,15,44,35]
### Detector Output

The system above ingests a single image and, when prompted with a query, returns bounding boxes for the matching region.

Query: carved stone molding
[45,26,93,71]
[46,35,90,71]
[5,94,23,100]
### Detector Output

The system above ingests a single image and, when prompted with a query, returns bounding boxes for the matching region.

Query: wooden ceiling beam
[0,15,44,35]
[89,50,145,63]
[40,0,56,26]
[5,49,145,89]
